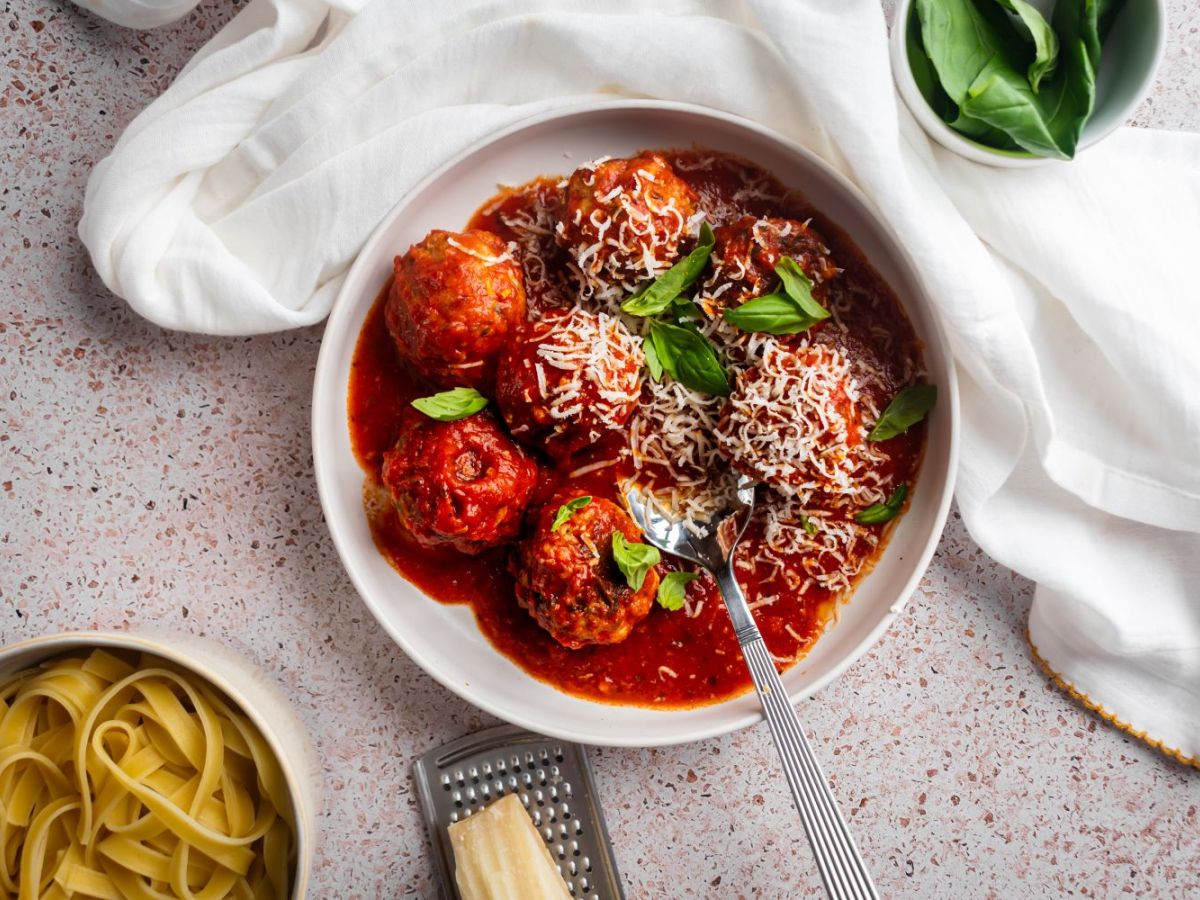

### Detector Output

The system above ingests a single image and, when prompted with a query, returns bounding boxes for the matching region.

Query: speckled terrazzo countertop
[3,2,1198,897]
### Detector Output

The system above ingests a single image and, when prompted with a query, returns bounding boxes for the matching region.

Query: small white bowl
[313,100,959,747]
[891,0,1166,167]
[0,631,321,898]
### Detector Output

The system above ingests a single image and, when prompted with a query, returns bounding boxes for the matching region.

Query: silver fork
[625,475,879,900]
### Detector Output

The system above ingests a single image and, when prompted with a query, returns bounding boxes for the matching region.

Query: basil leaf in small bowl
[551,496,592,532]
[867,384,937,441]
[612,532,661,591]
[411,387,488,422]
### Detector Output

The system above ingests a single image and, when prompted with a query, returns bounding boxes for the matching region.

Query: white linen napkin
[78,0,1200,763]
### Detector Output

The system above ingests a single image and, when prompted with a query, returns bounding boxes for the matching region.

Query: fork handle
[715,566,879,900]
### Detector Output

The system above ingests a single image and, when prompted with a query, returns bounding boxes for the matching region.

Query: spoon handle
[715,566,879,900]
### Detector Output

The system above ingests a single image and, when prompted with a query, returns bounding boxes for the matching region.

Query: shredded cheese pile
[531,308,644,438]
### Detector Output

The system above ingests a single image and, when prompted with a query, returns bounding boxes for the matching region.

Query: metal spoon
[625,475,879,900]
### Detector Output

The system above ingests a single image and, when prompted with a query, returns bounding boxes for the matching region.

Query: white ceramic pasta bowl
[313,100,959,747]
[0,630,320,898]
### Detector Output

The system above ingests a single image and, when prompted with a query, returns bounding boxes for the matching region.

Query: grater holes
[508,775,519,791]
[570,839,581,857]
[559,823,570,839]
[452,790,463,809]
[548,785,559,802]
[573,818,584,836]
[580,876,592,894]
[536,768,548,787]
[531,810,542,827]
[524,750,536,768]
[542,826,554,842]
[553,746,565,763]
[555,843,566,860]
[582,855,592,873]
[440,774,452,792]
[453,769,466,787]
[465,786,477,805]
[534,789,545,807]
[511,754,522,772]
[468,766,480,784]
[563,782,574,799]
[568,860,578,877]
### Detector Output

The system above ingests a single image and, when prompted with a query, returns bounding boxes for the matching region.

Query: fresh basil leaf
[656,571,700,611]
[671,297,704,321]
[855,484,909,526]
[993,0,1059,92]
[801,514,818,536]
[775,257,830,322]
[642,335,663,382]
[867,385,937,441]
[722,293,824,335]
[612,532,661,591]
[411,387,488,421]
[906,5,957,121]
[915,0,1105,160]
[621,222,715,317]
[648,322,730,397]
[551,496,592,532]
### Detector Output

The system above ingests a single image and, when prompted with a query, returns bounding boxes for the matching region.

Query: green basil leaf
[993,0,1060,93]
[621,222,715,317]
[648,321,730,397]
[642,335,663,382]
[914,0,1103,160]
[801,514,818,536]
[867,385,937,441]
[551,496,592,532]
[656,571,700,611]
[906,4,956,121]
[775,257,830,322]
[722,293,824,335]
[612,532,661,591]
[411,387,488,421]
[855,484,909,526]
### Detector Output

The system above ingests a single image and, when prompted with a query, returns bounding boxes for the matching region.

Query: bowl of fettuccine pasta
[0,631,319,898]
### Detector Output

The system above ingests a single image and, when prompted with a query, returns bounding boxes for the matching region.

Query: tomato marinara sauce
[347,149,927,707]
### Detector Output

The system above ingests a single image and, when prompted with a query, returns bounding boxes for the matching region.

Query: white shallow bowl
[892,0,1166,167]
[0,631,320,898]
[313,100,959,747]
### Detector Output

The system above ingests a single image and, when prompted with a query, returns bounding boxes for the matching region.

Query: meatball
[495,308,643,461]
[701,216,840,314]
[714,340,867,495]
[556,154,698,297]
[386,229,526,389]
[513,496,658,648]
[381,412,538,554]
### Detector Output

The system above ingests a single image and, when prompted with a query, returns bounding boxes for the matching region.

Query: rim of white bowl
[0,630,317,898]
[891,0,1167,168]
[312,98,960,747]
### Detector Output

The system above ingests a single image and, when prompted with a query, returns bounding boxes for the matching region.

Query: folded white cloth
[79,0,1200,762]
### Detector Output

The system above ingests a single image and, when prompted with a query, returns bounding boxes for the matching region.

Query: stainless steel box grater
[413,723,625,899]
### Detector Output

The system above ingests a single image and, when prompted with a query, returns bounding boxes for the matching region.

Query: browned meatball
[700,216,840,314]
[495,308,643,461]
[386,229,526,389]
[513,496,658,649]
[714,341,867,496]
[381,412,538,555]
[556,154,698,297]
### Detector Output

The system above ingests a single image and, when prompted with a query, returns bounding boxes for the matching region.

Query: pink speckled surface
[2,2,1198,897]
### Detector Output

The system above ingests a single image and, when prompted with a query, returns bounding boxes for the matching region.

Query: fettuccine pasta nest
[0,649,295,899]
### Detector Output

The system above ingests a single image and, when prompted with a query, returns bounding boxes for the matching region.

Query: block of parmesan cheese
[448,793,572,900]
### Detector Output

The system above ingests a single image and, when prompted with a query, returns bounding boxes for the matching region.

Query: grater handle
[716,565,879,900]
